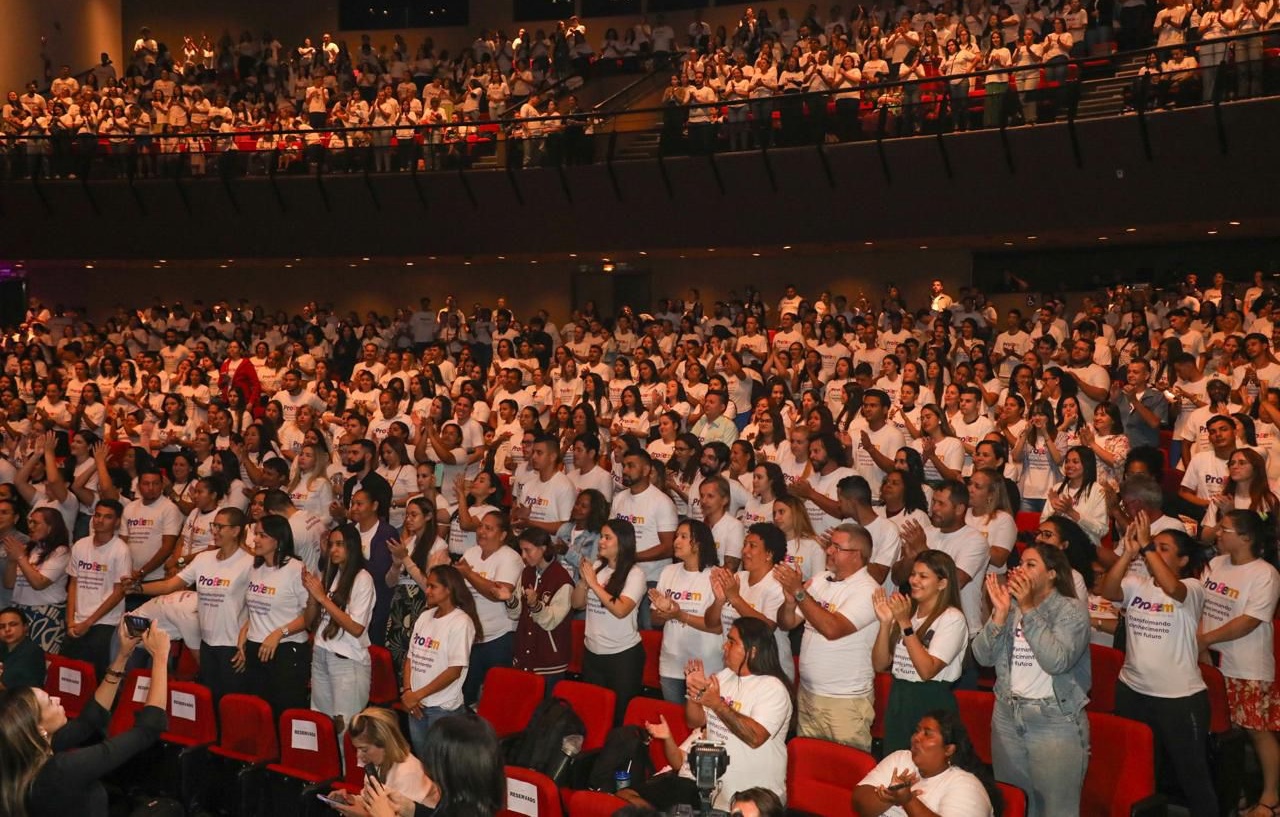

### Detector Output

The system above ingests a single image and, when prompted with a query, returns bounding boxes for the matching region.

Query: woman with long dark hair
[853,709,1001,817]
[1040,445,1107,544]
[1100,520,1216,816]
[572,517,647,722]
[402,564,483,760]
[236,513,314,718]
[385,496,448,674]
[364,713,505,817]
[502,527,575,693]
[306,524,374,736]
[872,550,969,753]
[2,507,71,652]
[650,519,723,702]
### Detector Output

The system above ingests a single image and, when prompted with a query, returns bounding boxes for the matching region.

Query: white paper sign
[291,720,319,751]
[170,690,197,721]
[58,667,82,697]
[505,777,539,817]
[132,676,152,703]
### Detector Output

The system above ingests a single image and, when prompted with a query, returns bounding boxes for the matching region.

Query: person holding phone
[0,621,171,817]
[323,707,435,816]
[307,525,375,737]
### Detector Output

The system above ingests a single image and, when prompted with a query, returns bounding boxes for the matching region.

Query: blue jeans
[464,631,515,706]
[1020,497,1047,513]
[407,704,465,759]
[992,697,1090,817]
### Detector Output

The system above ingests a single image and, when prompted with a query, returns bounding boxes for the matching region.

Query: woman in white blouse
[979,30,1012,128]
[306,524,375,735]
[1039,446,1109,544]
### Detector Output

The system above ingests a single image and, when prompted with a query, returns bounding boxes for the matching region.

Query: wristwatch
[794,588,808,603]
[902,625,916,638]
[1140,543,1157,556]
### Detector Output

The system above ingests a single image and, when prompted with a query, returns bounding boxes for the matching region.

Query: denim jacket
[971,590,1092,713]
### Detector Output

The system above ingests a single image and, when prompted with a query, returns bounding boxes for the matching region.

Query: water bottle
[614,769,632,792]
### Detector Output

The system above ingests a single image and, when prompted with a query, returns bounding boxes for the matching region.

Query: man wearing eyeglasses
[775,523,881,751]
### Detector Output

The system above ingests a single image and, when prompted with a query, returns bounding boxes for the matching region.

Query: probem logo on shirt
[615,512,646,526]
[76,559,110,573]
[248,581,278,596]
[126,517,155,529]
[666,589,702,602]
[523,495,550,508]
[1129,596,1175,613]
[198,575,233,588]
[412,633,441,650]
[1203,578,1241,600]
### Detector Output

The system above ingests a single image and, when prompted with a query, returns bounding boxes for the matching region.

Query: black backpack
[507,697,586,780]
[586,724,655,791]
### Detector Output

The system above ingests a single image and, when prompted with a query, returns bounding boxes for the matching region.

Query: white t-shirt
[1010,612,1056,699]
[12,545,70,606]
[926,526,991,634]
[448,503,498,557]
[313,569,376,662]
[518,471,577,527]
[1118,575,1207,698]
[1201,555,1279,682]
[67,535,132,626]
[180,508,219,560]
[785,536,828,583]
[177,547,253,647]
[709,514,745,564]
[1180,451,1230,501]
[912,437,966,484]
[855,425,905,497]
[866,516,903,591]
[611,485,679,583]
[123,496,184,581]
[805,466,856,538]
[892,607,968,683]
[859,750,994,817]
[407,606,474,710]
[568,466,614,502]
[720,570,793,679]
[967,510,1016,576]
[655,564,723,678]
[584,563,646,655]
[288,511,328,574]
[703,669,793,811]
[245,559,310,644]
[799,569,880,696]
[460,544,524,643]
[951,415,995,474]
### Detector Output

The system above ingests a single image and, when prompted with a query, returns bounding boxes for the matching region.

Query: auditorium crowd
[0,271,1278,817]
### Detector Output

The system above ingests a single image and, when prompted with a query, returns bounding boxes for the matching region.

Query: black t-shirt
[0,637,45,689]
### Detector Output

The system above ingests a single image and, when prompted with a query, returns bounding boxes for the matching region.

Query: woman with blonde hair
[325,707,435,811]
[285,440,334,518]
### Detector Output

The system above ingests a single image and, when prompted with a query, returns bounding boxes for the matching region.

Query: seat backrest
[1084,712,1157,817]
[478,667,546,738]
[552,680,616,751]
[623,697,689,773]
[639,629,662,690]
[871,672,892,740]
[786,737,875,817]
[1087,643,1124,713]
[218,694,278,761]
[108,669,153,737]
[567,790,627,817]
[163,681,217,745]
[504,765,564,817]
[568,619,585,676]
[999,782,1027,817]
[1199,662,1232,734]
[954,691,994,766]
[1014,511,1042,534]
[276,708,342,780]
[44,654,96,719]
[341,731,365,788]
[368,645,399,705]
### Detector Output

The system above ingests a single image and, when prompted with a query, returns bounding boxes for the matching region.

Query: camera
[689,740,730,803]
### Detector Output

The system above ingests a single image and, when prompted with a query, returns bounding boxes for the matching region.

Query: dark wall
[2,99,1276,262]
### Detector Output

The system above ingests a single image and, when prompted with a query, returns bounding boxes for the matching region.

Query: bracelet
[105,669,125,679]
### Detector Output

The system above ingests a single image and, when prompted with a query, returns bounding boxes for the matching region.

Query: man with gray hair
[773,522,880,750]
[1103,474,1186,580]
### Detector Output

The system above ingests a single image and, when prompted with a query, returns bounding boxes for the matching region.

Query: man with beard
[611,450,678,628]
[687,442,746,521]
[332,439,391,523]
[790,432,855,539]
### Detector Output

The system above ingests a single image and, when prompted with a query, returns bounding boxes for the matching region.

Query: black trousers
[1115,681,1217,817]
[61,623,116,682]
[583,641,645,725]
[244,640,311,719]
[199,642,248,704]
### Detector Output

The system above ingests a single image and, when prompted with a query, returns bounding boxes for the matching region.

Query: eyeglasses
[1218,527,1239,535]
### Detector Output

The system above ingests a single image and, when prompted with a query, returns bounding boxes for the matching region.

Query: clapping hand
[772,561,804,596]
[645,714,673,742]
[872,588,895,624]
[985,573,1012,624]
[301,567,326,601]
[1006,568,1034,612]
[579,558,599,590]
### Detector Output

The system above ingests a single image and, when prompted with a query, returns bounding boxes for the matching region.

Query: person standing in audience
[772,494,830,584]
[349,488,398,648]
[1198,510,1280,817]
[572,518,647,723]
[973,544,1091,817]
[307,524,375,736]
[2,508,71,653]
[1039,446,1109,543]
[873,550,969,753]
[706,522,794,682]
[775,523,881,750]
[385,496,448,674]
[1099,515,1217,816]
[650,518,723,702]
[455,509,522,706]
[135,507,252,702]
[61,500,131,681]
[502,527,575,693]
[612,450,679,628]
[402,564,480,759]
[237,513,314,718]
